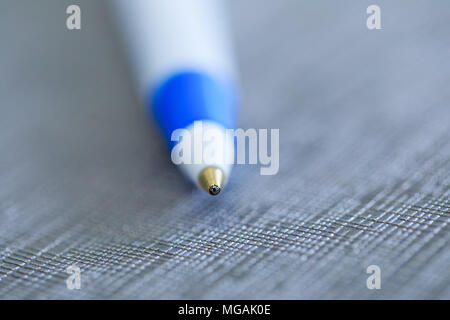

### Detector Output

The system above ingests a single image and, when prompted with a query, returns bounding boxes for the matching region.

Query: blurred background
[0,0,449,299]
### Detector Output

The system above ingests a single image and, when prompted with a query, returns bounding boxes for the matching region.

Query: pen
[110,0,237,196]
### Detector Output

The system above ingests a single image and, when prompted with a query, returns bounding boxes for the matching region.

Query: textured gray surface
[0,0,449,299]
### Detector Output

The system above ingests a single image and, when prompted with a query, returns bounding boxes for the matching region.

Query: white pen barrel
[110,0,235,97]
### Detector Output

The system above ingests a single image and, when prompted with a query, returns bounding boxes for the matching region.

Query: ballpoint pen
[110,0,237,196]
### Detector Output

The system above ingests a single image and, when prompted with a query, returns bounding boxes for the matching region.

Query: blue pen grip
[150,71,237,149]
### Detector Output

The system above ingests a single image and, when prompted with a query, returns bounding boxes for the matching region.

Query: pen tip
[198,167,225,196]
[209,185,221,196]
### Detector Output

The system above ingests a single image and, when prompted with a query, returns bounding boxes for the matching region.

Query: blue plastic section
[150,70,236,149]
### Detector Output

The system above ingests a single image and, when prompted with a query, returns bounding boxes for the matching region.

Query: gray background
[0,0,449,299]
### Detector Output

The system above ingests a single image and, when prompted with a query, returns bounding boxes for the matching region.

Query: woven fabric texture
[0,0,449,299]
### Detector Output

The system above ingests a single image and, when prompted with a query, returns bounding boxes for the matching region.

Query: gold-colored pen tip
[198,167,225,196]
